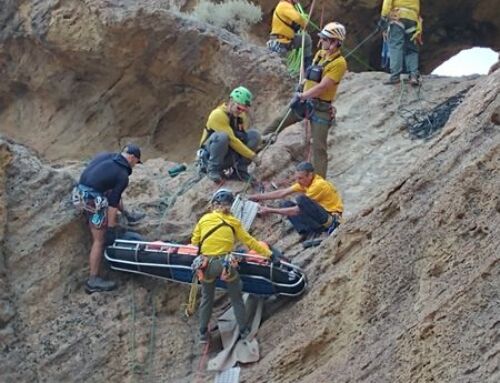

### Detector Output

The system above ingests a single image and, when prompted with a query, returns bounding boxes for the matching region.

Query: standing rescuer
[72,145,142,294]
[197,86,262,183]
[190,189,280,344]
[263,22,347,178]
[378,0,422,86]
[267,0,313,68]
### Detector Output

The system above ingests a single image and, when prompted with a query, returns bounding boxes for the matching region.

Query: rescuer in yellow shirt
[267,0,312,68]
[191,189,280,344]
[378,0,422,85]
[248,162,343,243]
[263,22,347,178]
[197,86,262,183]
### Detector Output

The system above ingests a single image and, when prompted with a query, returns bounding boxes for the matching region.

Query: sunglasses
[235,103,249,113]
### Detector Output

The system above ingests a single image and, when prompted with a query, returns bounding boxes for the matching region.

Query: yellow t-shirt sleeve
[324,58,347,84]
[190,220,202,246]
[234,222,272,258]
[309,181,328,201]
[381,0,392,17]
[206,109,255,160]
[282,4,306,29]
[291,182,304,193]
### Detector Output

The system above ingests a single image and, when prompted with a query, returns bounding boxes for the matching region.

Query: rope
[185,273,200,317]
[241,107,293,194]
[396,79,471,140]
[154,170,203,238]
[145,286,157,382]
[128,283,140,380]
[194,336,211,383]
[287,49,303,76]
[293,7,380,72]
[127,282,158,382]
[343,28,380,59]
[286,1,317,77]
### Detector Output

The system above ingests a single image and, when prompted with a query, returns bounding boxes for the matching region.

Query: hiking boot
[123,210,145,224]
[383,77,400,85]
[207,170,223,183]
[239,327,251,341]
[409,75,421,87]
[199,330,209,344]
[85,276,117,294]
[326,215,340,235]
[302,232,325,249]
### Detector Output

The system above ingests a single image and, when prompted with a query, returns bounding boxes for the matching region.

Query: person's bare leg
[86,224,116,293]
[89,224,105,277]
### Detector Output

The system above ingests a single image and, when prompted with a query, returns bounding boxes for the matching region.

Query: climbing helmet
[230,86,253,107]
[211,188,235,205]
[319,22,346,41]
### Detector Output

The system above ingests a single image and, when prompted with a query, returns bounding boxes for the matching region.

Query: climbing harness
[186,219,236,315]
[71,184,108,228]
[199,110,251,179]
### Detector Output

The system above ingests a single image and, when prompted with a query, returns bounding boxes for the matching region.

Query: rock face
[0,0,292,163]
[255,0,500,73]
[1,69,498,382]
[243,70,500,383]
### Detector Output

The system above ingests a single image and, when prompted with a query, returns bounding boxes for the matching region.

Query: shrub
[190,0,262,35]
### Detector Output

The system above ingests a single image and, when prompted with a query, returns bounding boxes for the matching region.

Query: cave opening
[432,47,498,76]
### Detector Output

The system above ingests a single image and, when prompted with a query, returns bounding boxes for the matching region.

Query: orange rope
[194,340,210,383]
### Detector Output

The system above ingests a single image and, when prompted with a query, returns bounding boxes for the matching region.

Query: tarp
[208,295,264,372]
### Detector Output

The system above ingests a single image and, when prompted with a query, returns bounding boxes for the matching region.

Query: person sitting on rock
[197,86,262,183]
[72,144,143,294]
[191,188,279,344]
[263,22,348,178]
[378,0,422,86]
[267,0,312,68]
[247,161,343,243]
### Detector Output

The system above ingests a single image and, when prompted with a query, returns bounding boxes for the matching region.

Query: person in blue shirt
[73,144,142,293]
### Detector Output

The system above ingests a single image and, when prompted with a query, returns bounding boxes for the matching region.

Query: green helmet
[230,86,253,106]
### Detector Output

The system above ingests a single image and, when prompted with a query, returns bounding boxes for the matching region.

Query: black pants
[281,195,330,235]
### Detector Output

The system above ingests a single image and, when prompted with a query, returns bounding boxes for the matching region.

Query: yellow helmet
[319,22,346,41]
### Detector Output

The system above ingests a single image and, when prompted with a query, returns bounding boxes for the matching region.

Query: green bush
[191,0,262,35]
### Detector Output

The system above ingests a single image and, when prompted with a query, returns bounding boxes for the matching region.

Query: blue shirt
[79,152,132,207]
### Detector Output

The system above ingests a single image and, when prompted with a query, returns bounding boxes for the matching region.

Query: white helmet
[319,22,346,42]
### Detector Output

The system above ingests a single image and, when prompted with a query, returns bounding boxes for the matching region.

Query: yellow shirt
[381,0,420,22]
[304,50,347,102]
[191,210,272,258]
[291,174,343,214]
[199,103,255,160]
[271,1,306,44]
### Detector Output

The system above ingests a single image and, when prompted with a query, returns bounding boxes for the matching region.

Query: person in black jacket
[73,144,142,293]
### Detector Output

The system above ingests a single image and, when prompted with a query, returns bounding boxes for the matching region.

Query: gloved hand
[289,92,303,109]
[270,247,283,266]
[105,226,120,246]
[377,16,389,31]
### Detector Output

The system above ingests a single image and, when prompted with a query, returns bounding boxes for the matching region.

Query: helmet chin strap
[327,40,341,53]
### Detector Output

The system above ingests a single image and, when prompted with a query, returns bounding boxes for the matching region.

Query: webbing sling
[197,219,236,256]
[201,113,243,146]
[275,10,301,35]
